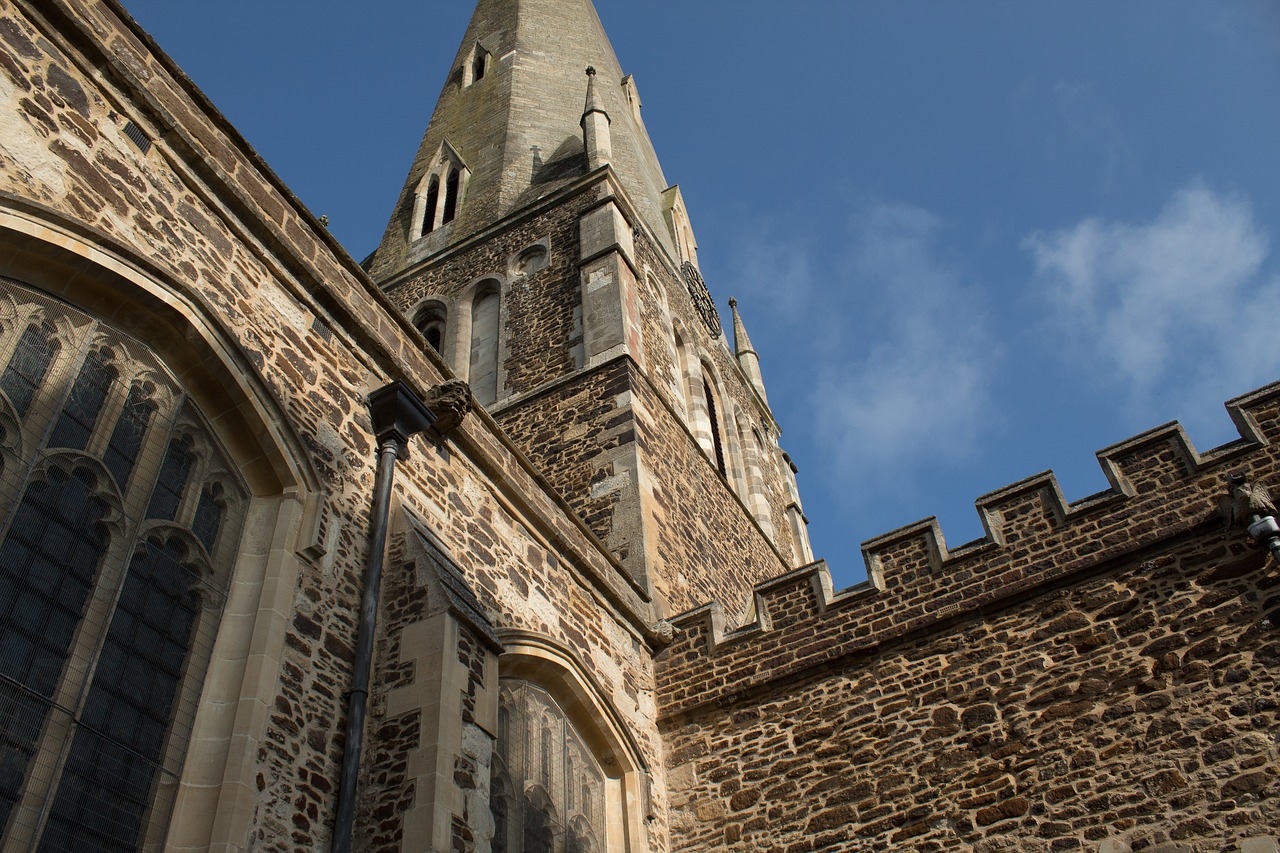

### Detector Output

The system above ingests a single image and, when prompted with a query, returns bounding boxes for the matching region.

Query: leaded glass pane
[192,485,224,556]
[0,678,48,833]
[40,537,200,852]
[0,322,57,418]
[0,467,108,697]
[103,383,153,490]
[146,434,193,521]
[48,348,115,451]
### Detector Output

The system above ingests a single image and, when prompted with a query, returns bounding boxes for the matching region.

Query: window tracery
[0,276,248,850]
[490,680,606,853]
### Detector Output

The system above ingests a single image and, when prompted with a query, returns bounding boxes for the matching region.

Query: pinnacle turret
[581,66,613,169]
[729,297,770,407]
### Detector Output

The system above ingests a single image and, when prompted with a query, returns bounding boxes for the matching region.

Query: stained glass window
[103,383,154,490]
[490,680,605,853]
[146,434,194,521]
[0,322,57,418]
[0,277,247,850]
[48,347,116,451]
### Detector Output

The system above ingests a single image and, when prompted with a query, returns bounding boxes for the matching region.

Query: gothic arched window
[702,375,726,475]
[421,177,440,236]
[413,144,468,239]
[442,168,461,224]
[490,680,605,853]
[0,277,249,850]
[413,300,448,353]
[0,320,58,418]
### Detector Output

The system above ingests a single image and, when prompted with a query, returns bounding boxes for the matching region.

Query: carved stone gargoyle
[423,379,472,442]
[1224,471,1278,532]
[1223,471,1280,562]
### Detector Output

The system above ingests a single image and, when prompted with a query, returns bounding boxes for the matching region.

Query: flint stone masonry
[657,384,1280,851]
[10,1,1280,851]
[384,166,799,618]
[0,3,662,849]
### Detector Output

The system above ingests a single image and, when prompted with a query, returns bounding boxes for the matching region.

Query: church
[0,0,1277,851]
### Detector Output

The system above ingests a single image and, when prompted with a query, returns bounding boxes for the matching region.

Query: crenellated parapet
[655,381,1280,719]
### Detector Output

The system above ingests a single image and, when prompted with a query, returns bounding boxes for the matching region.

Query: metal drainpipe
[333,381,436,853]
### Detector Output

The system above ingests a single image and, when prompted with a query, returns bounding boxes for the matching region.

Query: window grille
[123,121,151,154]
[0,276,248,850]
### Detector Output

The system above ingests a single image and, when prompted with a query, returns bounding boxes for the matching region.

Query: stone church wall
[630,362,791,619]
[657,385,1280,852]
[631,229,800,566]
[383,182,601,396]
[0,4,662,850]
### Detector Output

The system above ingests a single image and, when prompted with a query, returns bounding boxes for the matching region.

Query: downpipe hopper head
[368,380,437,455]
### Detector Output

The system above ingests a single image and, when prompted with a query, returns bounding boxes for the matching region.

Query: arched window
[442,168,461,224]
[0,277,249,850]
[412,300,448,353]
[748,427,775,537]
[0,320,58,418]
[702,376,726,475]
[672,327,692,420]
[421,177,440,236]
[413,144,468,239]
[469,282,500,407]
[490,680,605,853]
[464,43,491,87]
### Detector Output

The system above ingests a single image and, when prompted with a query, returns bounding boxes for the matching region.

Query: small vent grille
[123,120,151,154]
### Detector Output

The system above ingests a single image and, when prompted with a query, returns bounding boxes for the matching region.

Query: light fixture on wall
[1227,471,1280,562]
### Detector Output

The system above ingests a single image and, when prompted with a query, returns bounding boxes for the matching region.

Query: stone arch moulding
[495,629,653,850]
[0,203,325,850]
[409,295,451,361]
[669,316,695,423]
[508,238,551,279]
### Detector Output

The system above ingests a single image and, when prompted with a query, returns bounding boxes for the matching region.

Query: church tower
[366,0,813,615]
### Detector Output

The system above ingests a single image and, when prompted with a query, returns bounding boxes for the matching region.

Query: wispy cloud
[1025,182,1280,433]
[810,202,998,505]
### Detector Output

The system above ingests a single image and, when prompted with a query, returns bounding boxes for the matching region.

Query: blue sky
[124,0,1280,589]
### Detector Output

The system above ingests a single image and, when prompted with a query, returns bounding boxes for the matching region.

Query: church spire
[365,0,674,282]
[730,297,770,407]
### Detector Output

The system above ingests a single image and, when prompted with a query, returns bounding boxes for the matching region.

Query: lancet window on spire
[443,168,461,224]
[463,42,492,88]
[420,177,440,236]
[413,143,469,241]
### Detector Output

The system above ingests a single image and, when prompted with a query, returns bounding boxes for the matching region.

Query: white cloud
[723,225,816,325]
[1025,183,1280,433]
[810,202,998,501]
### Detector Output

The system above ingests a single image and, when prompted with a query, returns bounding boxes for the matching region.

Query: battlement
[655,381,1280,719]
